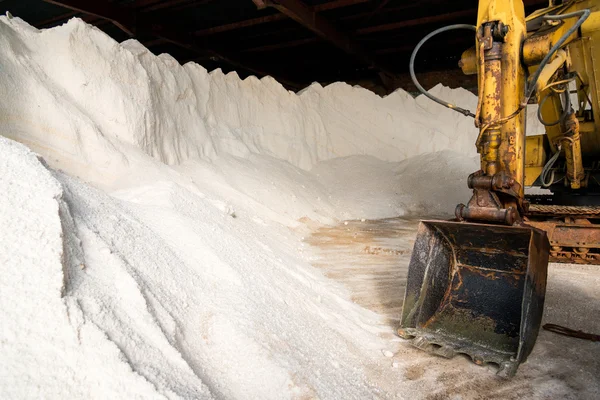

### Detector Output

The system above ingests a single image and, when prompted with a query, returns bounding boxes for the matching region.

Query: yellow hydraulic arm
[458,0,600,264]
[399,0,598,378]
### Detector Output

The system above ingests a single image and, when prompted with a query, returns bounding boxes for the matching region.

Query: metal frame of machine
[400,0,599,377]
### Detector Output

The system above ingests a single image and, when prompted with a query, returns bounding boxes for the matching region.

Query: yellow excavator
[400,0,599,377]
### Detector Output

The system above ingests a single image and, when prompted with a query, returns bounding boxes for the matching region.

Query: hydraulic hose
[477,9,589,138]
[410,10,590,122]
[541,143,563,187]
[409,24,477,118]
[524,10,590,103]
[537,87,571,126]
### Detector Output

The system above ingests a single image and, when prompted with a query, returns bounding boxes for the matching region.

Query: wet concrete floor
[305,217,419,326]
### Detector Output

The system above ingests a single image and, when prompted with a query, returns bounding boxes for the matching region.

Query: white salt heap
[0,16,481,187]
[1,16,598,400]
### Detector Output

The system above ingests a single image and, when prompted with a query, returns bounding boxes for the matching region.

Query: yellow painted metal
[469,0,600,193]
[536,85,564,153]
[459,47,477,75]
[461,0,600,196]
[581,6,600,34]
[566,40,594,142]
[576,5,600,158]
[525,135,546,167]
[532,49,573,183]
[523,34,553,66]
[469,0,600,192]
[524,135,546,186]
[527,18,578,156]
[562,113,585,188]
[523,1,600,189]
[535,50,568,93]
[479,29,503,176]
[525,167,544,186]
[476,0,527,198]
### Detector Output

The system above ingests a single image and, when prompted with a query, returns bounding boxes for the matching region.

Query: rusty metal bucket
[398,220,550,377]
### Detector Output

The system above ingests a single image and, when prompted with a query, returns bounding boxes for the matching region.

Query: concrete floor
[307,217,600,399]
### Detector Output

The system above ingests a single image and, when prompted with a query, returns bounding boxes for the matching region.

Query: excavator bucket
[398,220,549,377]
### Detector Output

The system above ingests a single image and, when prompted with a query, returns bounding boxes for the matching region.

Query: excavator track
[527,204,600,217]
[525,196,600,264]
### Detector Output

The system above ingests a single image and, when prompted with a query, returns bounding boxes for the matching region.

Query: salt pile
[0,17,483,182]
[1,15,597,400]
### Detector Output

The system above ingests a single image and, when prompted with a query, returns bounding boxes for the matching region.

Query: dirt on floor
[306,217,600,399]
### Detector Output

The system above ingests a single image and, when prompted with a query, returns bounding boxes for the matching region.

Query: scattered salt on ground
[0,15,597,400]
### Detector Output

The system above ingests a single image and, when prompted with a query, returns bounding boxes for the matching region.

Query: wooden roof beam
[141,0,212,13]
[356,9,475,35]
[195,14,286,37]
[44,0,136,35]
[252,0,396,78]
[355,0,548,35]
[314,0,370,12]
[242,37,318,53]
[195,0,369,37]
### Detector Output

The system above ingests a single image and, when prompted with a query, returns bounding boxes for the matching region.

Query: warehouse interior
[1,1,599,399]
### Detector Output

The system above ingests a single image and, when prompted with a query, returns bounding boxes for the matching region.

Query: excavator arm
[399,0,598,377]
[459,0,600,264]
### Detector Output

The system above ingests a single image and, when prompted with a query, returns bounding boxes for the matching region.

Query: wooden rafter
[195,0,369,37]
[252,0,396,77]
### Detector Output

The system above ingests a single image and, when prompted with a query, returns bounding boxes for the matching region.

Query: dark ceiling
[1,0,549,94]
